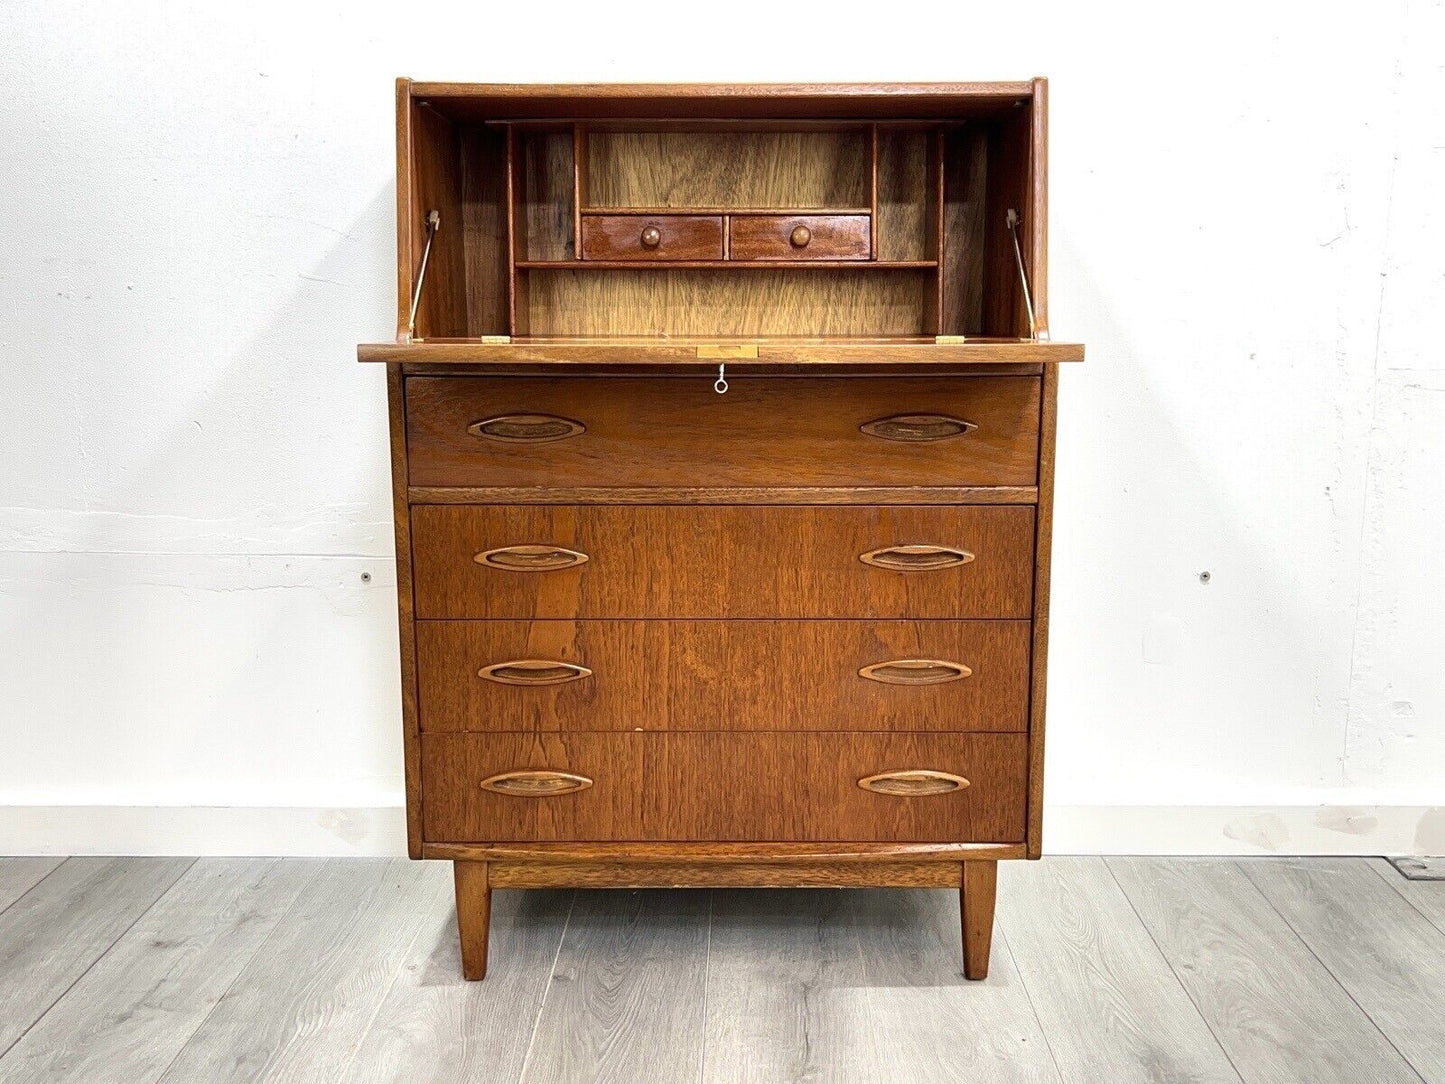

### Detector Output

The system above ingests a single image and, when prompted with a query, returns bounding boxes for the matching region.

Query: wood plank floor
[0,857,1440,1083]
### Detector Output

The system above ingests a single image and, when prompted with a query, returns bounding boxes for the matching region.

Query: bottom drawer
[422,732,1026,842]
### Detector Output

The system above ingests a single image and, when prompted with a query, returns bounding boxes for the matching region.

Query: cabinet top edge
[405,80,1042,98]
[400,80,1045,121]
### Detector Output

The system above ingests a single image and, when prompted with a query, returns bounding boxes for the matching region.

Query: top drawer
[405,376,1040,489]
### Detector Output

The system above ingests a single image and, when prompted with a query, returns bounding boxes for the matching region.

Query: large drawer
[421,732,1027,842]
[417,619,1031,733]
[404,376,1040,488]
[410,504,1035,619]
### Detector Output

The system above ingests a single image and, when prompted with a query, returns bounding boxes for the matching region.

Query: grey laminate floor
[0,857,1440,1083]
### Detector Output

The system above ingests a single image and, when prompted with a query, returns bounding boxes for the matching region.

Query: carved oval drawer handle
[858,769,970,797]
[467,414,586,444]
[860,413,976,442]
[481,770,593,797]
[477,659,593,687]
[859,544,975,572]
[474,545,589,572]
[859,659,973,686]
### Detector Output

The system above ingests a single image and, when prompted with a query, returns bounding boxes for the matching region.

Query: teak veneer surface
[377,78,1075,982]
[405,375,1040,488]
[361,340,1083,365]
[585,129,872,209]
[423,841,1025,862]
[519,267,932,337]
[421,731,1027,841]
[416,619,1031,733]
[487,860,966,888]
[410,504,1035,619]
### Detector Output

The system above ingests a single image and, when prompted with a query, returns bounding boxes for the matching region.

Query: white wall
[2,1,1441,856]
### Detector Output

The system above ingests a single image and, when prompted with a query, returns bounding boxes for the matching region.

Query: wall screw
[360,572,372,583]
[1198,571,1211,584]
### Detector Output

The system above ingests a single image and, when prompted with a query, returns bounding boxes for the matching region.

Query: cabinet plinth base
[448,852,1004,982]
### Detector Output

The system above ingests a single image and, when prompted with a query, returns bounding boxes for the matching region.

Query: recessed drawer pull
[859,659,973,686]
[480,770,593,797]
[477,659,593,687]
[467,414,586,444]
[860,413,976,442]
[859,544,976,572]
[858,769,971,797]
[474,545,589,572]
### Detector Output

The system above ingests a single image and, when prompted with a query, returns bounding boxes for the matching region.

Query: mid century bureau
[360,80,1082,980]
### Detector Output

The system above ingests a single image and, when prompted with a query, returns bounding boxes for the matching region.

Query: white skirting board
[0,804,1441,857]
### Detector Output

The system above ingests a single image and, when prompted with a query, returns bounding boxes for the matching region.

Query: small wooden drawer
[410,504,1035,619]
[580,215,724,260]
[421,732,1027,842]
[729,214,871,261]
[405,376,1040,488]
[417,619,1031,733]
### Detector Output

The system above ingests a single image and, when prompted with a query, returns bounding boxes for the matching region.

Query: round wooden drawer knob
[640,225,662,248]
[789,224,812,248]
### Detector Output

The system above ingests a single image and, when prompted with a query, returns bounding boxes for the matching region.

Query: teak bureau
[360,80,1083,980]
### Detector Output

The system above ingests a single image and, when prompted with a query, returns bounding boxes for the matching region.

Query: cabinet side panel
[388,365,423,857]
[395,78,413,340]
[1027,362,1057,857]
[1030,76,1049,334]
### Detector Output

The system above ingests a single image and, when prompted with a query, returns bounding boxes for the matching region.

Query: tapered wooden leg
[454,860,491,981]
[961,859,998,980]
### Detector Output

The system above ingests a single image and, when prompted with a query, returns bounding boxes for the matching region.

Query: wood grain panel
[581,214,724,260]
[586,129,870,209]
[489,860,963,888]
[518,268,930,337]
[517,128,574,261]
[422,841,1024,862]
[387,367,422,857]
[421,731,1027,842]
[410,485,1038,505]
[405,375,1040,488]
[417,619,1030,732]
[410,504,1035,619]
[729,215,870,260]
[942,125,989,336]
[409,104,469,339]
[458,127,510,337]
[875,128,930,262]
[364,338,1081,365]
